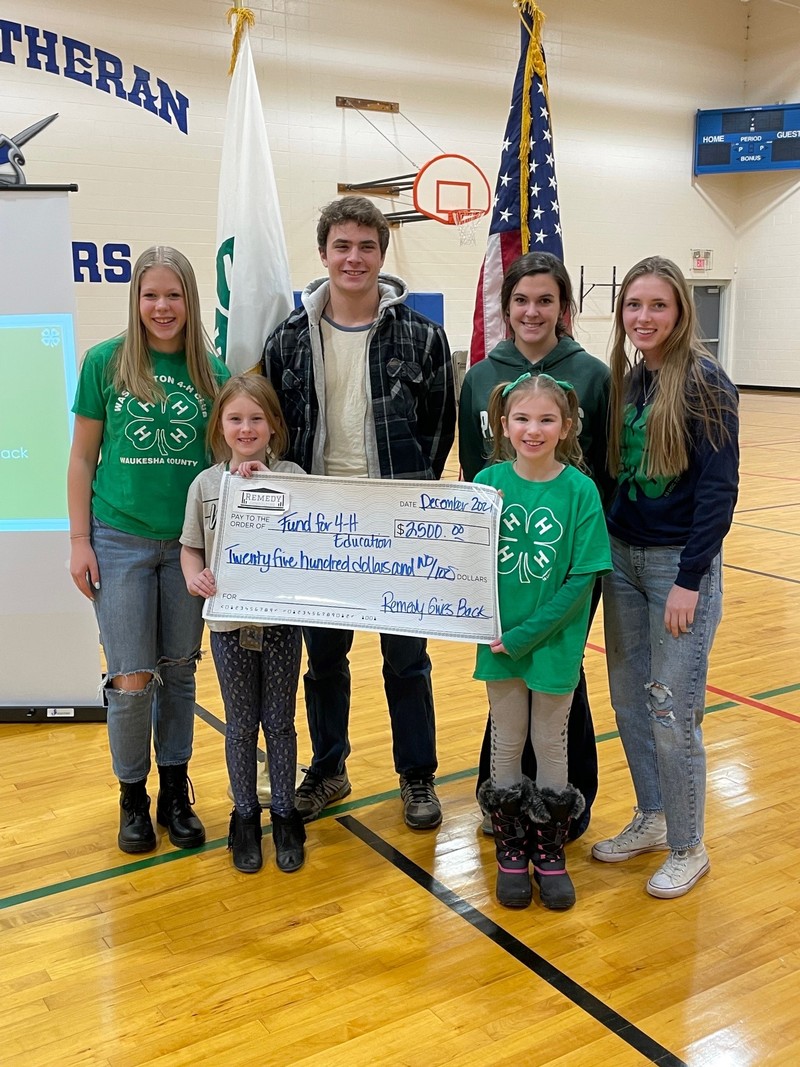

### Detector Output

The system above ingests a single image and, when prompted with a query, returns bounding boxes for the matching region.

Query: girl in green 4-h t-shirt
[474,373,611,914]
[67,246,229,857]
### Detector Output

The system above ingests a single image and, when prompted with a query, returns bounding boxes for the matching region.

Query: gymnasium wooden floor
[2,390,799,1066]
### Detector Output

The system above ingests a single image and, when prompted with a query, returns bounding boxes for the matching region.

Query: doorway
[692,283,725,361]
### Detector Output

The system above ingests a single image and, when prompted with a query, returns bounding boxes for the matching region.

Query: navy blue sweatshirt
[606,359,739,591]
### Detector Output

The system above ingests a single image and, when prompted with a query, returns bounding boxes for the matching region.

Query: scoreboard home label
[694,103,800,175]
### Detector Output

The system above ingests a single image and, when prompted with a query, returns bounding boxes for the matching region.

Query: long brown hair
[500,252,576,342]
[608,256,734,479]
[486,373,584,470]
[111,246,221,404]
[206,374,290,464]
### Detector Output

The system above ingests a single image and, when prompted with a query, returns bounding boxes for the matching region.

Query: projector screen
[0,314,77,531]
[0,189,103,716]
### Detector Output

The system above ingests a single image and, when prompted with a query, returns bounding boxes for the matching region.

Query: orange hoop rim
[412,153,491,225]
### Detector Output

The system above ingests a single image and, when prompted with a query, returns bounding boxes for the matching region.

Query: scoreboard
[694,103,800,175]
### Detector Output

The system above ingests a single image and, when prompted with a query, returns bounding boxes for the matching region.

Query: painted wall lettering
[0,20,190,134]
[72,243,132,283]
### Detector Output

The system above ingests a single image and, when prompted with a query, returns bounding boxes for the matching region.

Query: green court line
[3,682,800,912]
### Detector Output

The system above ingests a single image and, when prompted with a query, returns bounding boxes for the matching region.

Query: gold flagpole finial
[226,5,256,76]
[516,0,548,251]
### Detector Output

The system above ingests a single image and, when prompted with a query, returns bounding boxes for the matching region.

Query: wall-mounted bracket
[337,174,416,199]
[579,265,617,313]
[336,96,399,113]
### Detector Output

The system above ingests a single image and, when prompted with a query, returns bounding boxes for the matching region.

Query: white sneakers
[646,844,710,899]
[591,808,668,862]
[592,808,710,899]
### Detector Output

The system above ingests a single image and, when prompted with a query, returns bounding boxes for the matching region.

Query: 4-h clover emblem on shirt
[124,391,199,456]
[497,504,563,583]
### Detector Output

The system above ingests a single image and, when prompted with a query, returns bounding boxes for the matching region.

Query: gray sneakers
[647,844,710,898]
[400,775,442,830]
[591,808,668,862]
[294,769,352,822]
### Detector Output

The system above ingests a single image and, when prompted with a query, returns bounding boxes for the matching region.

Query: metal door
[692,284,723,359]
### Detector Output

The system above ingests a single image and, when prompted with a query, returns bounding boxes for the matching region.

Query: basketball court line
[739,470,800,483]
[586,643,800,723]
[339,814,688,1067]
[723,562,800,585]
[735,500,800,513]
[732,520,800,536]
[3,679,798,912]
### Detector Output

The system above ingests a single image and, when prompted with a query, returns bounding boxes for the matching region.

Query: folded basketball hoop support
[335,97,490,233]
[335,96,428,224]
[336,174,429,225]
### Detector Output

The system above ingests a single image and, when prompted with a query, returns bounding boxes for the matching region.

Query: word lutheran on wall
[0,20,190,134]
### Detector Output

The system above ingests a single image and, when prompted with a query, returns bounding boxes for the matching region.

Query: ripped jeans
[91,518,204,783]
[603,537,723,850]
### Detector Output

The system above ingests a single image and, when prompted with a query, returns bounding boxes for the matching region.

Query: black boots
[228,809,263,873]
[479,779,585,910]
[118,779,156,854]
[118,767,205,853]
[530,783,585,910]
[228,808,306,873]
[478,778,535,908]
[271,809,306,873]
[156,763,206,849]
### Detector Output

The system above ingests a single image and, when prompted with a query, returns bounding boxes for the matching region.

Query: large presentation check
[204,472,502,642]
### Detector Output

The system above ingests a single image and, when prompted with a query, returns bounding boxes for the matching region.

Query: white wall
[732,0,800,387]
[1,0,796,384]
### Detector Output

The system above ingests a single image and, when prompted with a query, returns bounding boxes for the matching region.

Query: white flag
[215,30,292,375]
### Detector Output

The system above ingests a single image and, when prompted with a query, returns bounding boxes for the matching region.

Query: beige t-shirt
[180,460,304,632]
[321,315,371,478]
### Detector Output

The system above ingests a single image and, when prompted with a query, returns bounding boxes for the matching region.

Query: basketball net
[452,209,484,247]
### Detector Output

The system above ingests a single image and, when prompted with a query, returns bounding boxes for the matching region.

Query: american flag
[469,0,563,367]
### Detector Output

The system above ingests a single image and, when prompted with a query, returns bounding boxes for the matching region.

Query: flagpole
[468,0,564,367]
[226,4,255,76]
[215,3,293,374]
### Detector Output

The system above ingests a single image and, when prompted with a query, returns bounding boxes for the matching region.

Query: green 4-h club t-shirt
[72,337,230,540]
[473,461,612,694]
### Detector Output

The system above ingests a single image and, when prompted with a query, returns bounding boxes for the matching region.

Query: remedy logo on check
[236,487,287,512]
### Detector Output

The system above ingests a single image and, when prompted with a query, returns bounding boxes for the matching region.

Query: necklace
[643,367,659,407]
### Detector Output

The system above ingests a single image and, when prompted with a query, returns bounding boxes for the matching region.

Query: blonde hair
[608,256,734,479]
[111,246,221,404]
[486,373,584,470]
[206,374,290,464]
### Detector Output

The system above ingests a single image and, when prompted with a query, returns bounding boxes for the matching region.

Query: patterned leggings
[210,626,302,819]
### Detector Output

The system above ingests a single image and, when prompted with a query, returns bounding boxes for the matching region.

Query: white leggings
[487,678,573,792]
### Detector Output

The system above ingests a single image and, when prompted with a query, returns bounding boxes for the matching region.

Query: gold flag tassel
[226,5,256,76]
[516,0,548,253]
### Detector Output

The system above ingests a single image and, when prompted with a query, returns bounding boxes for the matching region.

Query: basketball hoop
[451,209,484,246]
[412,154,491,247]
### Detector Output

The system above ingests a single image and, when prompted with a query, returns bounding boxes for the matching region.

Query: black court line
[724,563,800,585]
[194,702,227,735]
[733,520,800,538]
[735,500,800,514]
[339,815,687,1067]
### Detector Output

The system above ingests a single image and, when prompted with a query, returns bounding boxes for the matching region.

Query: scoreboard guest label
[695,103,800,175]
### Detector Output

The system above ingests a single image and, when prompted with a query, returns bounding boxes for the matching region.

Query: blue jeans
[603,537,723,850]
[91,518,204,783]
[302,627,437,778]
